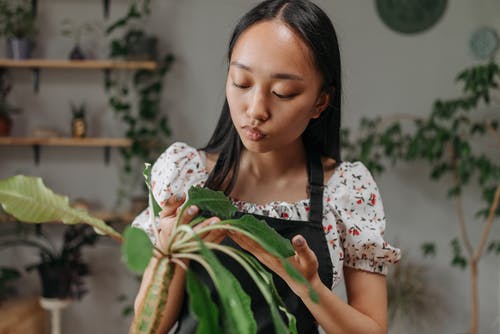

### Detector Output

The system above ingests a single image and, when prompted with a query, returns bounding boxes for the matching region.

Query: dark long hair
[202,0,342,194]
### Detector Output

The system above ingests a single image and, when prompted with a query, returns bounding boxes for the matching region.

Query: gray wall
[1,1,499,333]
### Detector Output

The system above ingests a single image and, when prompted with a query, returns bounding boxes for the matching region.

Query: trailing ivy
[105,1,174,202]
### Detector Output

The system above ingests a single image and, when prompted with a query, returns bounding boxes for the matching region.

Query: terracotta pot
[0,115,12,136]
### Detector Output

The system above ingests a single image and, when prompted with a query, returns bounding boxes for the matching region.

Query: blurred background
[0,0,499,333]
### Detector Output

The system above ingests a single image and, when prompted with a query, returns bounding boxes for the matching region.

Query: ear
[311,90,331,119]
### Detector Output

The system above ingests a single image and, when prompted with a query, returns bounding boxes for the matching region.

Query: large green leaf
[122,227,153,274]
[185,187,237,220]
[226,247,296,334]
[186,270,220,334]
[225,214,295,258]
[0,175,121,240]
[197,240,256,334]
[130,256,174,334]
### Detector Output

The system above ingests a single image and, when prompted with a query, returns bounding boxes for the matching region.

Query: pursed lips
[242,126,266,140]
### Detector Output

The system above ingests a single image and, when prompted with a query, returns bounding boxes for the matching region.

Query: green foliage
[186,270,220,334]
[421,242,436,258]
[0,168,317,333]
[0,0,37,38]
[0,267,21,301]
[342,61,500,269]
[106,1,174,204]
[0,69,21,118]
[122,227,153,274]
[0,175,121,240]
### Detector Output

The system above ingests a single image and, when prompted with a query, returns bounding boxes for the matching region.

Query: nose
[246,87,270,124]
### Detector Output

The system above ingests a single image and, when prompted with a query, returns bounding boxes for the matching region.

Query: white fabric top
[132,142,401,289]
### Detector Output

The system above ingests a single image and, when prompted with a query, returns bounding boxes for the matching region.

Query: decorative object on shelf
[60,18,103,60]
[106,1,174,205]
[376,0,448,34]
[0,69,21,137]
[470,26,499,60]
[0,297,48,333]
[0,0,37,59]
[70,102,87,138]
[123,30,158,61]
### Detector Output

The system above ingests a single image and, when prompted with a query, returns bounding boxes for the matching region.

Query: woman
[132,0,400,333]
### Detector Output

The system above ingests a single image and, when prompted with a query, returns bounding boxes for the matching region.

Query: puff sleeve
[334,162,400,275]
[131,142,208,243]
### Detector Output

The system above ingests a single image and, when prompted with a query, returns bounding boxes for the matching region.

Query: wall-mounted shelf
[0,59,157,92]
[0,59,157,70]
[31,0,112,18]
[0,137,132,165]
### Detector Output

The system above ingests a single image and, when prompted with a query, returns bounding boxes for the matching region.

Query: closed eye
[232,82,250,89]
[273,91,299,99]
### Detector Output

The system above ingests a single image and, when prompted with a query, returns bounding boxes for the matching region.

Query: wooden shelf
[0,137,132,165]
[0,59,157,70]
[0,137,131,147]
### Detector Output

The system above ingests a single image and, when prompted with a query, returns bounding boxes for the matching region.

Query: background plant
[0,167,319,334]
[105,1,174,205]
[0,0,36,39]
[0,223,98,300]
[341,61,500,334]
[0,69,21,118]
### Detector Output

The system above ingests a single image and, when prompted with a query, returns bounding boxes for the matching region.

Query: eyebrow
[230,61,304,81]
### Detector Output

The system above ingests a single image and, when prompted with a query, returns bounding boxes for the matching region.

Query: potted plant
[0,167,321,333]
[0,69,20,136]
[0,0,37,59]
[0,224,98,301]
[60,18,102,60]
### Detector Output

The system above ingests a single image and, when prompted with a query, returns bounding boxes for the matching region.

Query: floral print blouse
[132,142,401,289]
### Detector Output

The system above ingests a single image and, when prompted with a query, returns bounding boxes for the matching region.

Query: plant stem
[474,182,500,262]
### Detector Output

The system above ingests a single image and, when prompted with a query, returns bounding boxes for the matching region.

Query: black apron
[174,148,333,334]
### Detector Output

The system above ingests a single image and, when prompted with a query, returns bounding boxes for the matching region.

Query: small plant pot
[69,45,86,60]
[0,115,12,136]
[6,38,33,60]
[71,118,86,138]
[37,264,73,300]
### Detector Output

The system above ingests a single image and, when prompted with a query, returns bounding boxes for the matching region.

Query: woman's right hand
[156,193,227,252]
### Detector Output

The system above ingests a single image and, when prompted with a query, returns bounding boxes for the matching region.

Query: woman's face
[226,20,329,153]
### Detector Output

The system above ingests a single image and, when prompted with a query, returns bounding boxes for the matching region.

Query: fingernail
[175,192,184,201]
[187,205,197,215]
[294,237,304,246]
[210,219,219,225]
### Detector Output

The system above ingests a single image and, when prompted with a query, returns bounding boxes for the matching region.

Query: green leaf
[130,256,174,334]
[225,214,295,258]
[122,227,153,274]
[186,270,220,334]
[197,240,256,334]
[143,163,162,217]
[185,187,237,220]
[421,242,436,257]
[0,175,121,240]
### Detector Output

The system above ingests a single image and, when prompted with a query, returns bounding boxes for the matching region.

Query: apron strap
[306,147,324,224]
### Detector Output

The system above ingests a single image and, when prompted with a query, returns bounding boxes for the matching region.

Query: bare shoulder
[321,156,337,182]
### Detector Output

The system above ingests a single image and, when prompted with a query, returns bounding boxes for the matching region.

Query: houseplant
[0,69,21,136]
[0,0,37,59]
[0,165,319,333]
[341,60,499,334]
[0,224,98,300]
[60,18,102,60]
[105,1,174,206]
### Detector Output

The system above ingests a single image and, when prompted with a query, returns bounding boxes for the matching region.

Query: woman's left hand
[229,231,321,297]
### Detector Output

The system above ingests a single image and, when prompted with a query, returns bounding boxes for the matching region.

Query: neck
[240,139,307,182]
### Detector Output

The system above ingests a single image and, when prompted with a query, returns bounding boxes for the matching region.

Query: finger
[160,193,186,217]
[193,217,227,243]
[292,235,316,265]
[178,205,199,225]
